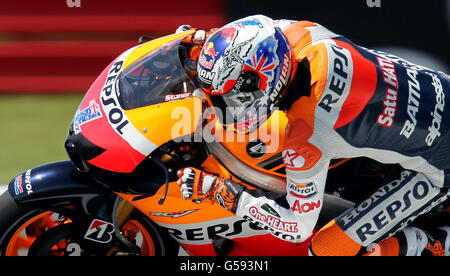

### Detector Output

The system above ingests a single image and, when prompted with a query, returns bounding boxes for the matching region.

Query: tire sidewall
[0,191,45,255]
[0,191,180,256]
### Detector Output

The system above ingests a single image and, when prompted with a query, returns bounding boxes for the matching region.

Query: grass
[0,94,84,184]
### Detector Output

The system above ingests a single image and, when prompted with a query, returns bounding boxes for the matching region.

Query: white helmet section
[202,15,279,95]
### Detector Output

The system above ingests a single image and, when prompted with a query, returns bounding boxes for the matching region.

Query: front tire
[0,191,51,256]
[0,191,179,256]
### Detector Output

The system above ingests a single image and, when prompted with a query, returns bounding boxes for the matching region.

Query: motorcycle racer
[177,15,450,256]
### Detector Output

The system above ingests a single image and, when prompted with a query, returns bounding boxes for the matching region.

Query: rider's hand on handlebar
[175,24,206,45]
[176,167,244,213]
[176,24,218,45]
[177,167,218,201]
[175,25,219,63]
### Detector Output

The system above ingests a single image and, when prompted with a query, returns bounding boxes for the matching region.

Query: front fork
[107,196,138,255]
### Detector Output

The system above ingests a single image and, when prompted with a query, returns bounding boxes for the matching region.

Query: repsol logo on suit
[336,171,443,246]
[319,44,351,113]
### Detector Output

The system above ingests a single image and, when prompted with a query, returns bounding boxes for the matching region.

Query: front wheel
[0,191,179,256]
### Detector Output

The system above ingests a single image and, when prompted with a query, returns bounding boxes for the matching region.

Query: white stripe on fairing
[100,47,158,156]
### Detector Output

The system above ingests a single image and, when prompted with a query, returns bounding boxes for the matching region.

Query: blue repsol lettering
[354,180,431,243]
[319,45,350,112]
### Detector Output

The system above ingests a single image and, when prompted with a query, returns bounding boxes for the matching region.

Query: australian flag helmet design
[197,15,295,133]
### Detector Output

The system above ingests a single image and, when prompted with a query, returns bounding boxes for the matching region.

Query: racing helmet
[197,15,296,133]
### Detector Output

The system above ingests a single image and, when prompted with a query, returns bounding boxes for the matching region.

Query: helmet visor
[209,90,270,133]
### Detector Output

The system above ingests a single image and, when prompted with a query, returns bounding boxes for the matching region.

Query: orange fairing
[116,182,235,226]
[115,155,253,226]
[210,110,288,177]
[125,97,203,147]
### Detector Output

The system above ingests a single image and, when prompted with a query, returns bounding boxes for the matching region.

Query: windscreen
[117,38,198,110]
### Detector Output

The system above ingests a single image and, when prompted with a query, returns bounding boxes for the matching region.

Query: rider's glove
[175,25,206,44]
[177,167,244,213]
[175,24,218,45]
[175,25,208,63]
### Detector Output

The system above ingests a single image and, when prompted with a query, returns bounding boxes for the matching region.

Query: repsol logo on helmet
[100,61,129,135]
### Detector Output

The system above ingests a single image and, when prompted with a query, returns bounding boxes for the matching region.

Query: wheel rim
[121,220,156,256]
[5,213,157,256]
[5,211,67,256]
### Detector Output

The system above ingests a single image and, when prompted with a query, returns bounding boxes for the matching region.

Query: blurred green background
[0,94,83,184]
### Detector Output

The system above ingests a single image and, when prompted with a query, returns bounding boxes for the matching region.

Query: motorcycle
[0,29,447,256]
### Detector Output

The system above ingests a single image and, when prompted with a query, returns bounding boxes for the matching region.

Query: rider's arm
[235,119,330,243]
[236,160,329,243]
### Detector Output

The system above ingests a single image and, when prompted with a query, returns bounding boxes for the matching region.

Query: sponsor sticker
[164,92,192,102]
[336,172,443,245]
[73,99,103,134]
[248,206,298,233]
[84,219,115,243]
[14,175,23,195]
[14,169,33,195]
[150,209,199,218]
[282,149,305,169]
[376,56,399,128]
[288,181,318,199]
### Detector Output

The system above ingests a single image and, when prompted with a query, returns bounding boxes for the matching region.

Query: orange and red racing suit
[234,20,450,255]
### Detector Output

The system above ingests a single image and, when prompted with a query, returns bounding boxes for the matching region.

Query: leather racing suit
[231,20,450,255]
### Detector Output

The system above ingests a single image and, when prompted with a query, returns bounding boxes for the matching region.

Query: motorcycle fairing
[8,161,115,222]
[211,109,289,180]
[6,161,140,254]
[116,153,353,256]
[69,30,200,173]
[73,50,156,173]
